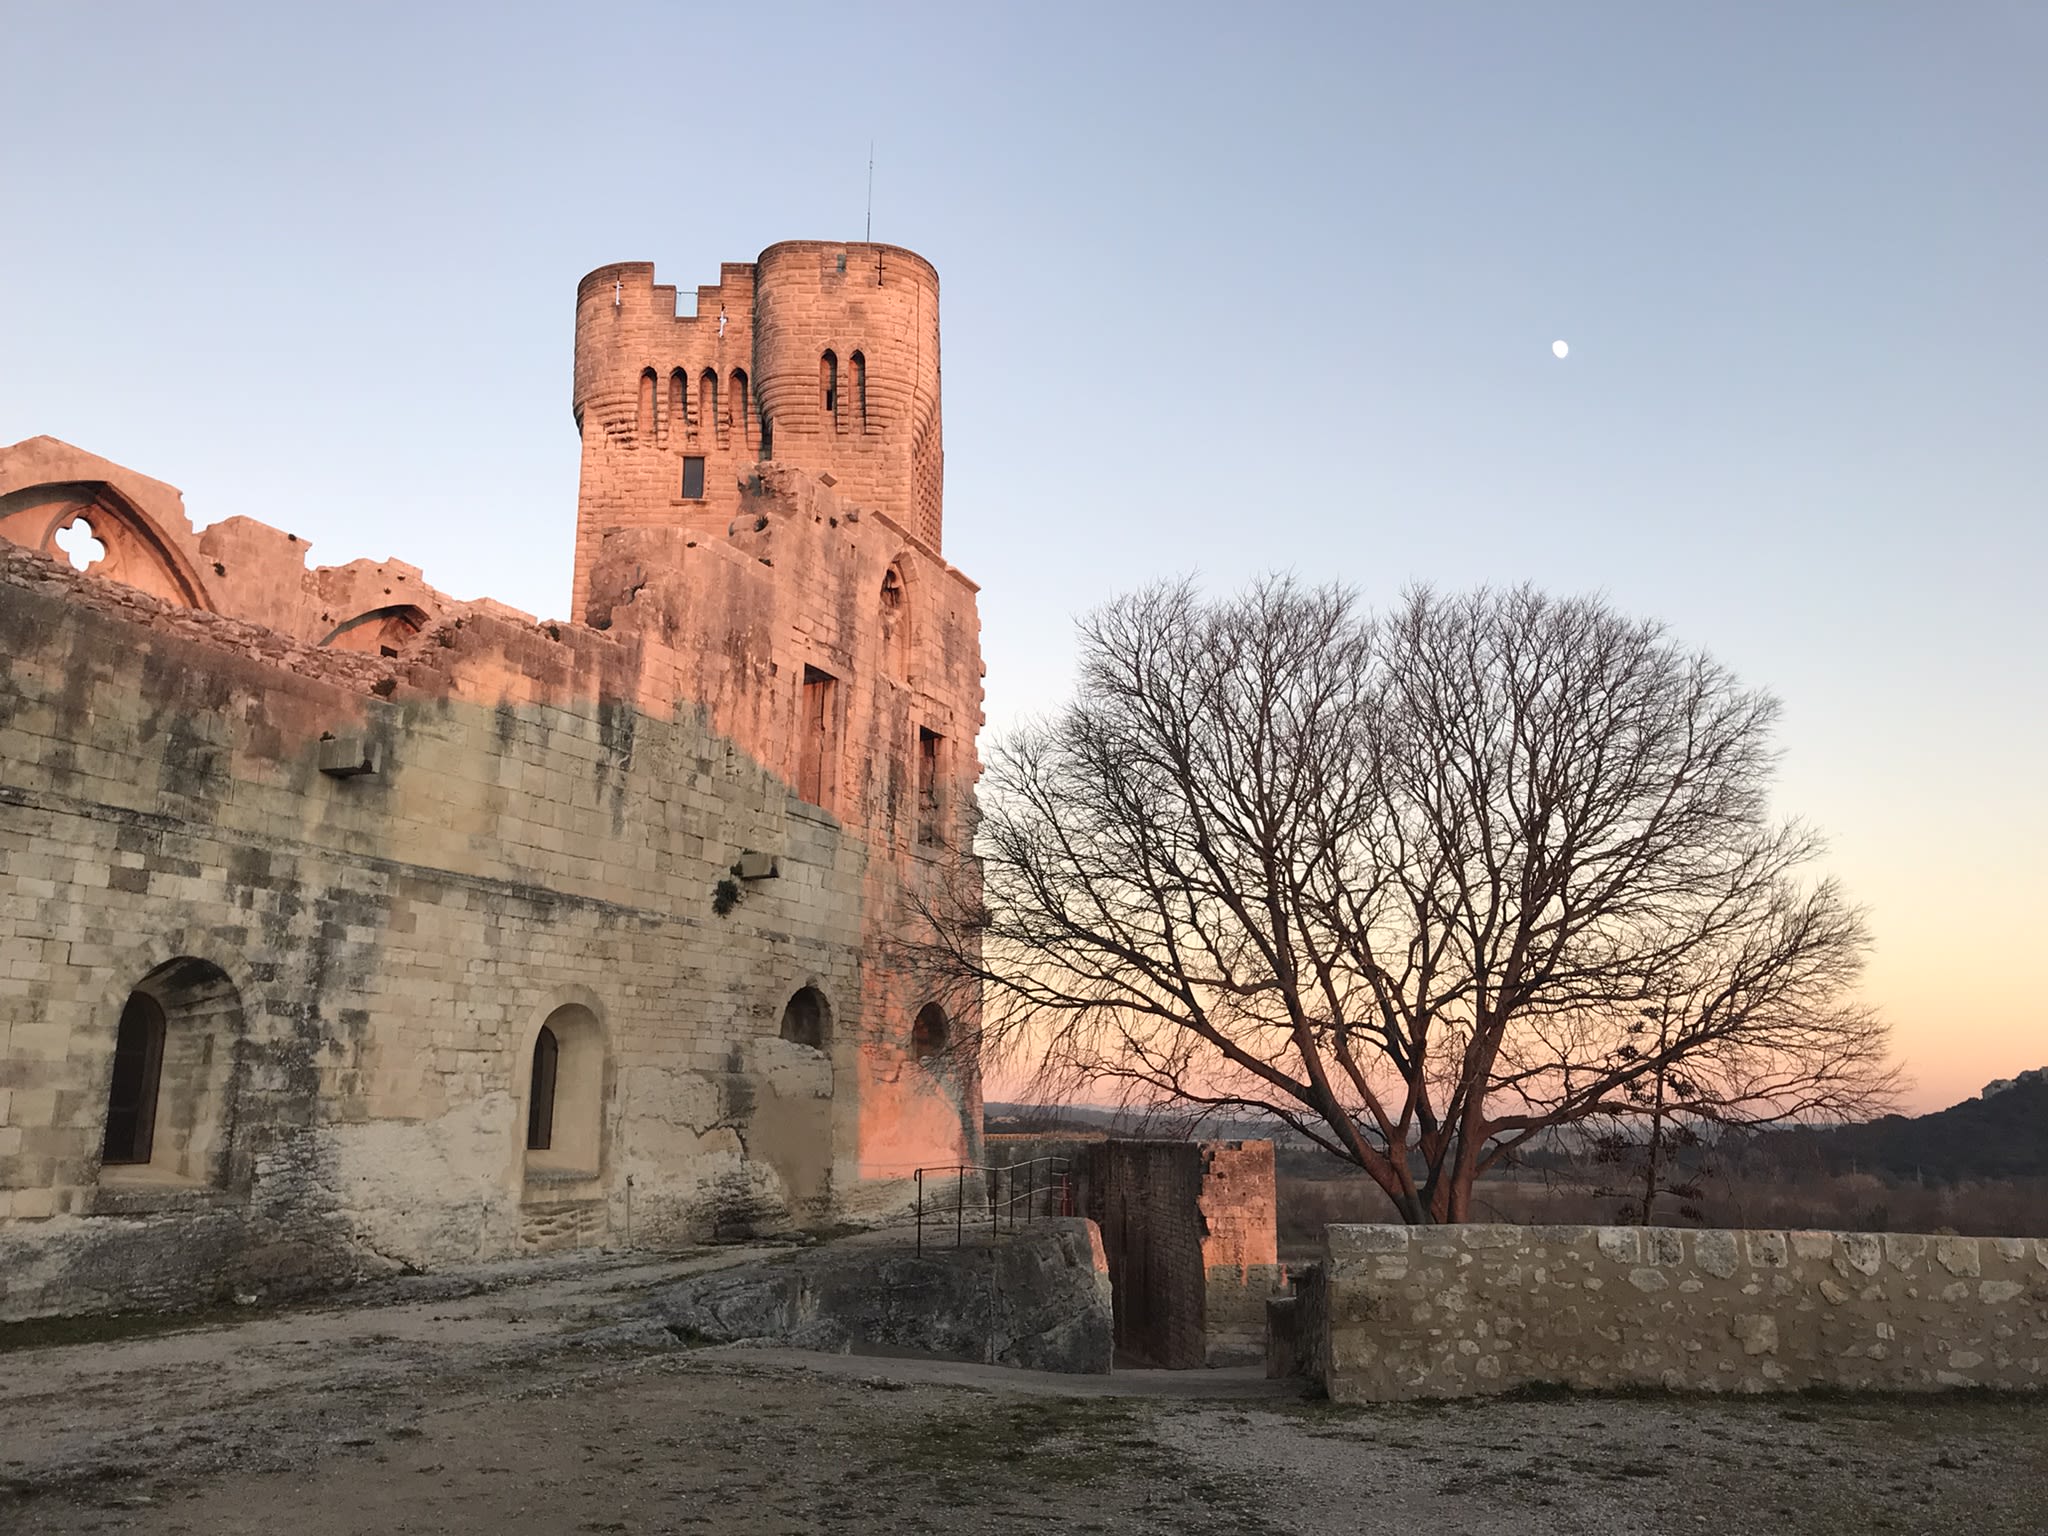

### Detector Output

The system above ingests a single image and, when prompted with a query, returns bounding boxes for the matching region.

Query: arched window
[880,561,910,680]
[912,1003,949,1060]
[780,986,830,1052]
[821,350,838,424]
[700,369,719,437]
[850,351,867,429]
[526,1024,559,1150]
[98,956,243,1184]
[669,369,688,436]
[524,1004,603,1176]
[102,992,166,1164]
[730,368,750,444]
[0,483,210,608]
[319,603,428,656]
[637,369,657,442]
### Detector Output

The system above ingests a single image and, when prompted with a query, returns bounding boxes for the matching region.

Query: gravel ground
[2,1250,2042,1535]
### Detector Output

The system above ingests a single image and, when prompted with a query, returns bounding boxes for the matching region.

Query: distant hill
[991,1071,2048,1188]
[1753,1069,2048,1183]
[984,1102,1314,1145]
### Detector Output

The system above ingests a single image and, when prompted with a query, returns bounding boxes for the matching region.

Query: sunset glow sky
[5,4,2042,1111]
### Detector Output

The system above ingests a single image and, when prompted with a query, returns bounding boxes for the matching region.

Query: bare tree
[919,578,1898,1224]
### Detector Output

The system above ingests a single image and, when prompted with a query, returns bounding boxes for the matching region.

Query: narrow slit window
[917,727,943,845]
[681,456,706,499]
[881,563,910,679]
[731,368,750,441]
[637,369,657,442]
[669,369,687,435]
[850,351,867,428]
[821,350,838,423]
[527,1024,559,1151]
[700,369,719,435]
[102,992,166,1165]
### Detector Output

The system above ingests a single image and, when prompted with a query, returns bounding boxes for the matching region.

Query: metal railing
[912,1156,1074,1254]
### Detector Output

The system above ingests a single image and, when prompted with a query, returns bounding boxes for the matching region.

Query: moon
[1551,339,1570,360]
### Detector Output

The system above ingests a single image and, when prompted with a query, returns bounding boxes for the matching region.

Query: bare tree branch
[906,578,1899,1224]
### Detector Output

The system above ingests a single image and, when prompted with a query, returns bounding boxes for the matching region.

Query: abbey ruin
[4,242,2039,1410]
[0,242,984,1320]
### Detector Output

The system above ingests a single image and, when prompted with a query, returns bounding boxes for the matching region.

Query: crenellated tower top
[570,242,943,623]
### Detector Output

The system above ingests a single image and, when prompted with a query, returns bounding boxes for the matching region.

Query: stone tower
[0,242,985,1322]
[571,241,944,622]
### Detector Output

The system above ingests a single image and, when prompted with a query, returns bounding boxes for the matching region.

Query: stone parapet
[1320,1222,2048,1400]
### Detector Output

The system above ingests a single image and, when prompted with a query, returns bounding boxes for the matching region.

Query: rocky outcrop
[638,1219,1114,1373]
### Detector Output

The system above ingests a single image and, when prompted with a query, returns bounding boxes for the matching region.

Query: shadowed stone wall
[1092,1139,1284,1367]
[1321,1223,2048,1401]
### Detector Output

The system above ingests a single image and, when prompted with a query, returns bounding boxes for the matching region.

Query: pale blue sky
[5,2,2044,1106]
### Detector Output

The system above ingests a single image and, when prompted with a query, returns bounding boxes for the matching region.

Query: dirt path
[3,1250,2042,1535]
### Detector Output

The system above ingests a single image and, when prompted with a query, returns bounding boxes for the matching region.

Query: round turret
[567,243,945,623]
[752,242,943,548]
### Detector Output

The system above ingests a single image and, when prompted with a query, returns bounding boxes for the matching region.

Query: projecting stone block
[317,734,380,778]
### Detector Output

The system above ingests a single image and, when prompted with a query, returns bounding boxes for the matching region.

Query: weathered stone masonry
[0,241,984,1321]
[989,1135,1285,1368]
[1318,1223,2048,1400]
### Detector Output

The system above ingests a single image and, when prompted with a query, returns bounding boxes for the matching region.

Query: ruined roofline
[740,460,975,596]
[862,501,979,596]
[0,437,446,595]
[0,435,190,511]
[1,461,972,729]
[0,439,972,660]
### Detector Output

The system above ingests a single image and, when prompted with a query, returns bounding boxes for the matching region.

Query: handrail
[912,1157,1075,1253]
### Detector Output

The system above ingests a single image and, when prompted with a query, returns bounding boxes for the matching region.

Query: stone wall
[0,457,980,1322]
[1321,1223,2048,1401]
[1093,1139,1285,1367]
[1195,1140,1285,1366]
[1095,1141,1204,1367]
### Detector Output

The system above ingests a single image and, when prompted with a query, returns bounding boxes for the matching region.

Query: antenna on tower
[867,143,883,286]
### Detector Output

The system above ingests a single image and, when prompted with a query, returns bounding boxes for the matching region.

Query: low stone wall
[1322,1223,2048,1401]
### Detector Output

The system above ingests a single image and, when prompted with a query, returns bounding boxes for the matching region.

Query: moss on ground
[0,1303,266,1354]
